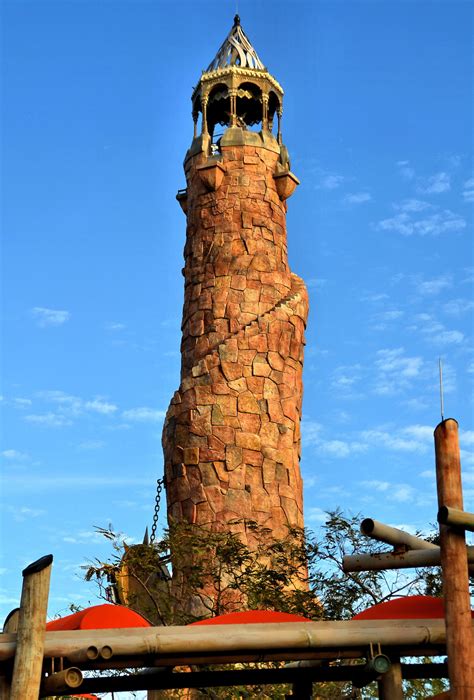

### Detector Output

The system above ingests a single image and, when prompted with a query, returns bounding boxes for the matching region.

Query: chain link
[150,476,164,544]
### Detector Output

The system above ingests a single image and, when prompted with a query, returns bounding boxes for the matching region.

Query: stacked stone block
[163,142,308,543]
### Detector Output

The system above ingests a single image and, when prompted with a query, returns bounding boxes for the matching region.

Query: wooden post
[0,609,19,699]
[434,419,474,700]
[377,656,403,700]
[10,554,53,700]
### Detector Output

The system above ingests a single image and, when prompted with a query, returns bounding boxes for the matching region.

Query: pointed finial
[143,526,149,545]
[234,14,241,26]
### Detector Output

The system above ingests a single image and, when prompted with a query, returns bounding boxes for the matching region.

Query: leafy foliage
[83,510,454,698]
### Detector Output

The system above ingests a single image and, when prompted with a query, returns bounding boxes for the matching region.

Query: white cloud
[360,480,416,503]
[122,407,166,422]
[373,348,423,395]
[1,449,29,461]
[436,330,464,345]
[318,173,345,190]
[360,428,429,453]
[442,298,474,316]
[360,293,389,303]
[24,412,73,427]
[12,398,32,408]
[376,210,465,236]
[6,505,46,521]
[375,310,404,322]
[344,192,372,204]
[78,440,105,450]
[416,172,451,194]
[395,199,432,213]
[462,177,474,202]
[105,321,126,331]
[417,275,452,296]
[306,507,327,523]
[32,307,70,327]
[396,160,415,180]
[413,313,464,345]
[5,474,153,490]
[84,398,117,415]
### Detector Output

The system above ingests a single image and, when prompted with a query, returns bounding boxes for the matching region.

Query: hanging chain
[150,476,164,544]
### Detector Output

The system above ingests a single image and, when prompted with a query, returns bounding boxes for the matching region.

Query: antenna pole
[439,358,444,422]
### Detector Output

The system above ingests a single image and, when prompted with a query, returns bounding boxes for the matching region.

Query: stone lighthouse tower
[163,16,308,545]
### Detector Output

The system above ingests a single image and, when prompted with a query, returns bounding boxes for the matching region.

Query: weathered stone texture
[163,143,308,542]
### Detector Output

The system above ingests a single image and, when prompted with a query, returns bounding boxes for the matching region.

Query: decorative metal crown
[205,15,265,72]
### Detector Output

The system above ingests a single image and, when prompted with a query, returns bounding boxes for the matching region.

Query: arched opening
[206,83,230,140]
[236,82,262,132]
[268,91,280,134]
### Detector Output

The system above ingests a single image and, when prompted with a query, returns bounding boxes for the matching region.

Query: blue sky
[1,0,473,690]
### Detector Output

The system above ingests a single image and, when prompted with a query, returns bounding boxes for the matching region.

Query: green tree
[84,510,454,698]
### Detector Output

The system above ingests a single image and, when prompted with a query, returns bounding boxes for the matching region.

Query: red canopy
[353,595,474,621]
[190,610,312,625]
[46,604,151,631]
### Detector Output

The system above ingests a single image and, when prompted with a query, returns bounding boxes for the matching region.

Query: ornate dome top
[205,15,265,72]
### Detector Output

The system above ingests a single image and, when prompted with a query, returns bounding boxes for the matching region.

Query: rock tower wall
[163,141,308,541]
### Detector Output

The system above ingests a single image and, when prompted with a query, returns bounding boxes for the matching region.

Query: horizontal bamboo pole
[361,518,438,550]
[41,667,82,694]
[0,618,465,663]
[63,662,441,696]
[343,546,474,572]
[67,645,100,662]
[438,506,474,532]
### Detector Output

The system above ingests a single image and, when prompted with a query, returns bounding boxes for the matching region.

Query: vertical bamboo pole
[377,656,403,700]
[0,608,20,699]
[434,419,473,699]
[10,554,53,700]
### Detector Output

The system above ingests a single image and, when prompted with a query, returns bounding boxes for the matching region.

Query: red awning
[46,604,151,631]
[353,595,474,621]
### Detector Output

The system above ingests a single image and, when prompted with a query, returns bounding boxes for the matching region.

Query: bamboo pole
[361,518,438,550]
[41,667,83,695]
[377,655,403,700]
[0,609,20,699]
[343,546,474,572]
[438,506,474,533]
[434,419,474,699]
[10,554,53,700]
[0,618,466,662]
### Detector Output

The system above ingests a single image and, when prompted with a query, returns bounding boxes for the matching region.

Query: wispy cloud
[84,398,117,415]
[32,307,70,327]
[373,348,423,396]
[413,313,464,345]
[416,274,452,296]
[25,412,73,427]
[394,199,432,213]
[416,171,451,194]
[360,428,429,453]
[77,440,105,450]
[344,192,372,205]
[442,298,474,316]
[5,505,46,521]
[376,209,465,236]
[5,474,153,490]
[462,177,474,203]
[105,321,126,331]
[317,173,345,190]
[1,449,29,462]
[28,391,118,425]
[361,480,416,503]
[396,160,415,180]
[122,407,166,422]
